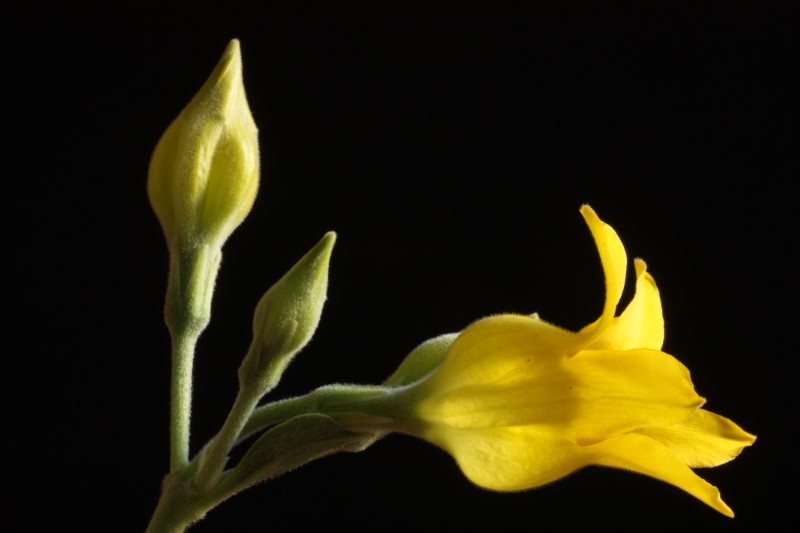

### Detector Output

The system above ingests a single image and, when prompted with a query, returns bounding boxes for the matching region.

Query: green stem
[150,384,397,532]
[194,387,261,489]
[164,244,219,471]
[145,471,206,533]
[237,384,395,444]
[237,394,319,442]
[169,329,197,471]
[145,491,193,533]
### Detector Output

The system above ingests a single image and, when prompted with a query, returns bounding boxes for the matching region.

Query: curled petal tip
[579,204,597,219]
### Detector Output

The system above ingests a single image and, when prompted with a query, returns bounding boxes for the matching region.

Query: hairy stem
[164,245,218,470]
[194,387,261,489]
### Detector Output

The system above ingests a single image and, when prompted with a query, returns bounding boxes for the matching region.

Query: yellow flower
[398,206,754,516]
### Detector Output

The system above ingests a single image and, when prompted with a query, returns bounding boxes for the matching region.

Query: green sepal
[238,232,335,395]
[217,414,382,495]
[383,333,458,387]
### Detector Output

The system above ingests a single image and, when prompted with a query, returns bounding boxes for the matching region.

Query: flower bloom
[396,206,754,516]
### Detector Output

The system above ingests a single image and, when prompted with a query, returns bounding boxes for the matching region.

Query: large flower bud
[148,39,259,252]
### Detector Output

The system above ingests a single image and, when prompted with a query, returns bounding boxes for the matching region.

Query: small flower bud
[148,39,259,251]
[239,232,336,394]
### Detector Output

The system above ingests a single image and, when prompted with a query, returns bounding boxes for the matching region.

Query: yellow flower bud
[239,232,336,394]
[148,39,259,251]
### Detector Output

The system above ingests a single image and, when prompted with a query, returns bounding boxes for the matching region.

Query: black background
[11,2,795,531]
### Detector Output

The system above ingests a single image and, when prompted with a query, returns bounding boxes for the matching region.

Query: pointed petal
[586,259,665,351]
[578,206,628,341]
[633,409,756,467]
[587,432,735,516]
[422,425,587,491]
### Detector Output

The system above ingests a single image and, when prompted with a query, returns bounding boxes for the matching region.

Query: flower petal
[417,319,703,439]
[422,425,586,491]
[565,349,704,441]
[587,432,735,516]
[633,408,756,468]
[422,314,582,395]
[585,259,665,351]
[578,205,628,342]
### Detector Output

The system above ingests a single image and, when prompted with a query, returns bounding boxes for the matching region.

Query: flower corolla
[393,206,754,516]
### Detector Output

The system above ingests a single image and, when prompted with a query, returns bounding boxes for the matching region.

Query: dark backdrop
[11,2,794,531]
